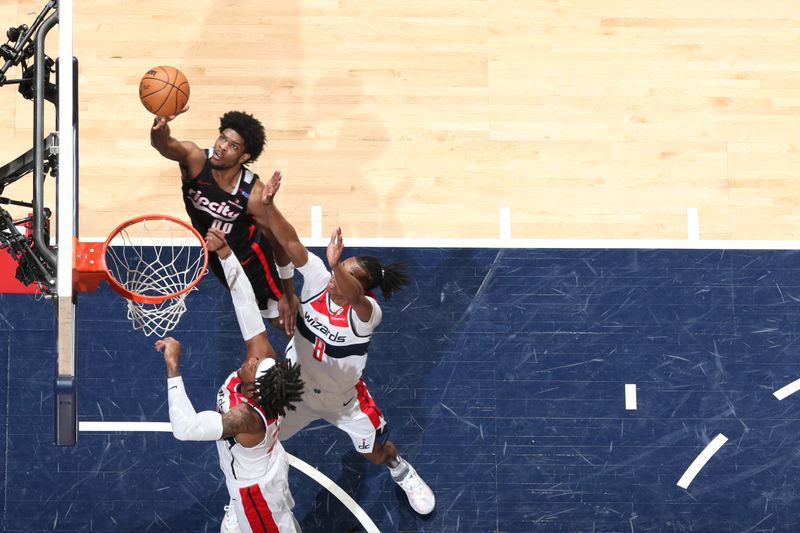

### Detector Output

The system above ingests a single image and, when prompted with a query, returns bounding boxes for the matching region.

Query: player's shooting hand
[261,171,282,205]
[155,337,182,377]
[206,228,232,259]
[277,294,300,337]
[327,227,344,268]
[151,104,190,130]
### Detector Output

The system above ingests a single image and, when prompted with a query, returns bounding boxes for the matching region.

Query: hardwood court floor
[4,0,800,242]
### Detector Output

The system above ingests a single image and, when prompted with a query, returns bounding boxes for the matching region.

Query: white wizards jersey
[215,369,281,489]
[288,252,382,394]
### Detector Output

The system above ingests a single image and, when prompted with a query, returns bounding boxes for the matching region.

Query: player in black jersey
[150,108,299,335]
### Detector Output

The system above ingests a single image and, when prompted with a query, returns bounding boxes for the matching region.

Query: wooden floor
[3,0,800,241]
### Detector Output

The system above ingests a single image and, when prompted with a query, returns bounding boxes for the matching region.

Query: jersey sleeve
[295,251,332,300]
[351,295,382,336]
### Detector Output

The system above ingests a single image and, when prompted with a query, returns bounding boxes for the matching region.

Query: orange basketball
[139,65,190,117]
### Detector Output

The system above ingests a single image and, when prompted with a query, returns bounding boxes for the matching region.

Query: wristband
[277,262,295,279]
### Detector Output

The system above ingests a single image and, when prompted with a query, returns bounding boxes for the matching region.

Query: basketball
[138,65,190,117]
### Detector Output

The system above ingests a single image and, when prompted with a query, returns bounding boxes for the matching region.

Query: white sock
[389,455,410,480]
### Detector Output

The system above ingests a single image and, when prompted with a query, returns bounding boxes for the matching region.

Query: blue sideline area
[2,247,800,532]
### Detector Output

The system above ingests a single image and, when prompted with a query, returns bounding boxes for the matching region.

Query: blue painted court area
[2,247,800,532]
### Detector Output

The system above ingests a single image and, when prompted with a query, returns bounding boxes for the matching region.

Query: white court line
[624,384,637,410]
[78,421,380,532]
[286,454,380,533]
[677,433,728,489]
[773,378,800,400]
[499,207,511,240]
[80,421,171,432]
[687,208,699,241]
[86,236,800,251]
[311,205,323,240]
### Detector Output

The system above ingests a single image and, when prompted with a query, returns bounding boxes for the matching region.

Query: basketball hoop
[74,215,208,337]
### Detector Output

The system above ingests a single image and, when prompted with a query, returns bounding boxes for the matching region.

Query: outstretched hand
[155,337,182,377]
[327,227,344,268]
[205,228,232,259]
[261,171,282,205]
[151,104,190,131]
[277,294,300,337]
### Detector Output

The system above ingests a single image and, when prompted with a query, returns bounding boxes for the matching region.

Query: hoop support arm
[73,239,105,292]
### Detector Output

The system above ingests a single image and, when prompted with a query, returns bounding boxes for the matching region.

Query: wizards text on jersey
[304,311,347,343]
[295,292,371,359]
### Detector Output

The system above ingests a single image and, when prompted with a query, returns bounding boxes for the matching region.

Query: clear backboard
[55,0,78,447]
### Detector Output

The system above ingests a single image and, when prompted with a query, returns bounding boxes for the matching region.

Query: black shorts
[208,243,283,318]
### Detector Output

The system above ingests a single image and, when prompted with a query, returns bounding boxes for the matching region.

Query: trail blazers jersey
[287,252,383,394]
[216,369,280,488]
[181,149,283,304]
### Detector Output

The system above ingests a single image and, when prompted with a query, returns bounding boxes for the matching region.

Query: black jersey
[181,150,283,308]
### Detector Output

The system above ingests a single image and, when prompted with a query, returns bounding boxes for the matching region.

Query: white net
[104,217,207,337]
[126,296,189,338]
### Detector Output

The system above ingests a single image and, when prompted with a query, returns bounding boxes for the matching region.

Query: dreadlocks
[219,110,267,163]
[252,360,304,420]
[355,256,410,300]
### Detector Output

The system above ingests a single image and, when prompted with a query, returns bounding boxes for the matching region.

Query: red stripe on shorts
[250,242,283,299]
[239,484,280,533]
[355,378,383,429]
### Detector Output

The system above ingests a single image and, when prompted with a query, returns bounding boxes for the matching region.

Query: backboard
[0,1,75,445]
[55,0,77,446]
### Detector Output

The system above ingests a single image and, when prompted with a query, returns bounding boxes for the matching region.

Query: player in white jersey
[156,230,305,533]
[256,172,436,516]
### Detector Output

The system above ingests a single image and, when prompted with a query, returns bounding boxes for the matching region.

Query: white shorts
[259,298,279,320]
[227,441,299,533]
[279,378,388,453]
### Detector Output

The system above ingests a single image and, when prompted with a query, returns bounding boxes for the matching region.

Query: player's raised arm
[149,105,205,176]
[246,179,300,336]
[155,337,224,442]
[326,227,373,321]
[258,171,309,268]
[206,228,274,357]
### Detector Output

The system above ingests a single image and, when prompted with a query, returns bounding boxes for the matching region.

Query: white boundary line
[687,208,699,241]
[78,421,380,532]
[311,206,323,239]
[773,378,800,400]
[677,433,728,489]
[624,384,637,410]
[84,235,800,251]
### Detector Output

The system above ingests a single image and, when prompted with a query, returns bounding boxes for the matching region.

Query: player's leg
[232,485,298,533]
[232,444,298,533]
[220,503,241,533]
[328,379,436,515]
[278,386,321,441]
[373,438,436,515]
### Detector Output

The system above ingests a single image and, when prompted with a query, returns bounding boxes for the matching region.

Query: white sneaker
[394,463,436,515]
[220,504,242,533]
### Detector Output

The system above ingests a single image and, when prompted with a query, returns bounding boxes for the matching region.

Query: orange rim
[102,214,208,304]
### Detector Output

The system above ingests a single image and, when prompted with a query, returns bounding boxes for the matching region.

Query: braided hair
[252,360,304,420]
[219,111,266,163]
[354,256,410,300]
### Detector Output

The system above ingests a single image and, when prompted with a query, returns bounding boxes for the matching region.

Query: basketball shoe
[392,461,435,515]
